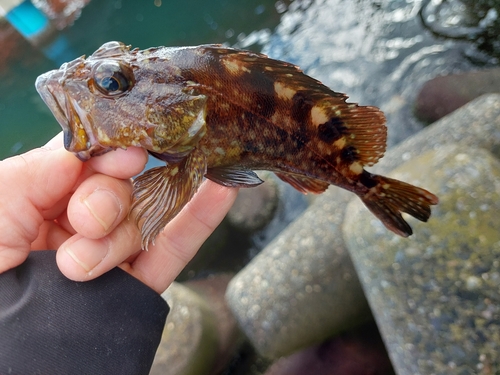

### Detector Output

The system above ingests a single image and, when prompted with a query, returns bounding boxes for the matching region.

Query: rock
[151,276,244,375]
[171,169,307,281]
[185,274,244,374]
[151,280,230,375]
[226,185,372,358]
[414,68,500,124]
[263,322,394,375]
[227,172,280,233]
[176,218,234,280]
[343,143,500,374]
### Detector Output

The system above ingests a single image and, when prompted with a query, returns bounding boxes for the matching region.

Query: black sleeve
[0,250,169,375]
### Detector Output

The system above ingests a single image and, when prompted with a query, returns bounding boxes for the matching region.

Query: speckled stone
[344,144,500,375]
[227,172,280,232]
[225,186,372,358]
[151,282,219,375]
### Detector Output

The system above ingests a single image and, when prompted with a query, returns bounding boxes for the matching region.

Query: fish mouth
[36,68,110,161]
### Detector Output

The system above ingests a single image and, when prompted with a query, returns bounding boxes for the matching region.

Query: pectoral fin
[131,148,207,249]
[205,166,264,187]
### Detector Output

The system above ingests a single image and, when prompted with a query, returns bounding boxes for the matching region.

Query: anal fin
[206,166,264,188]
[131,148,207,249]
[275,172,330,194]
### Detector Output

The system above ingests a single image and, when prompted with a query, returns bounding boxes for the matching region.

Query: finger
[56,213,142,281]
[53,209,77,236]
[31,220,72,250]
[67,173,133,239]
[0,146,82,273]
[42,131,65,150]
[124,180,238,293]
[40,193,72,221]
[86,147,148,179]
[45,131,148,180]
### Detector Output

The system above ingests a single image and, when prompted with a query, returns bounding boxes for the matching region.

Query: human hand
[0,133,237,293]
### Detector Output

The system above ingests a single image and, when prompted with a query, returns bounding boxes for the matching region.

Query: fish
[35,41,439,249]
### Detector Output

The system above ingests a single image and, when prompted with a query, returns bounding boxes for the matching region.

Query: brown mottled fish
[36,41,438,248]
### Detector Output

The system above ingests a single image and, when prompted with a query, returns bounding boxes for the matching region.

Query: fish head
[36,41,207,161]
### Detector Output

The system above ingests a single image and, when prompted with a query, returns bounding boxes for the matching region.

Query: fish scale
[35,41,438,249]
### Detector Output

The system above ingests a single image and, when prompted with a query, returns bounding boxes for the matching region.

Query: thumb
[0,143,82,273]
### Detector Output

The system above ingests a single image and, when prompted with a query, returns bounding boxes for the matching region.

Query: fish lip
[36,71,74,148]
[74,150,92,161]
[36,68,111,159]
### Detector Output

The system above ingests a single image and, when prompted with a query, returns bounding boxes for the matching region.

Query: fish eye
[92,61,134,96]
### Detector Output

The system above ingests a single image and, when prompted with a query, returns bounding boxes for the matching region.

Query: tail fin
[360,175,439,237]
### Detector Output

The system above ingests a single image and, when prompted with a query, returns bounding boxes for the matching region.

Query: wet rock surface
[414,68,500,123]
[186,275,244,374]
[151,282,218,375]
[151,277,241,375]
[225,185,371,358]
[344,95,500,375]
[263,322,394,375]
[227,172,280,233]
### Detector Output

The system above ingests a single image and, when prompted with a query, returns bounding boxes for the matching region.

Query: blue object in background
[4,0,49,39]
[2,0,77,65]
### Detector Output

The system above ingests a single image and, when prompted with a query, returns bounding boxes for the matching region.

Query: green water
[0,0,285,159]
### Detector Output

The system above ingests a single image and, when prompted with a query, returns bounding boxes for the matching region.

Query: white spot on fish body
[274,82,296,100]
[222,59,250,75]
[349,162,363,174]
[310,106,329,126]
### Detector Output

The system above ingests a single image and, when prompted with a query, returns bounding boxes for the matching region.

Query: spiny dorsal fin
[131,148,207,249]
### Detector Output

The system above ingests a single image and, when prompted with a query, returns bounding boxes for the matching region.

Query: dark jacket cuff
[0,250,169,375]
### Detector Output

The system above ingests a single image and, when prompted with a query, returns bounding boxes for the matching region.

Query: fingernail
[83,189,122,233]
[64,238,108,274]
